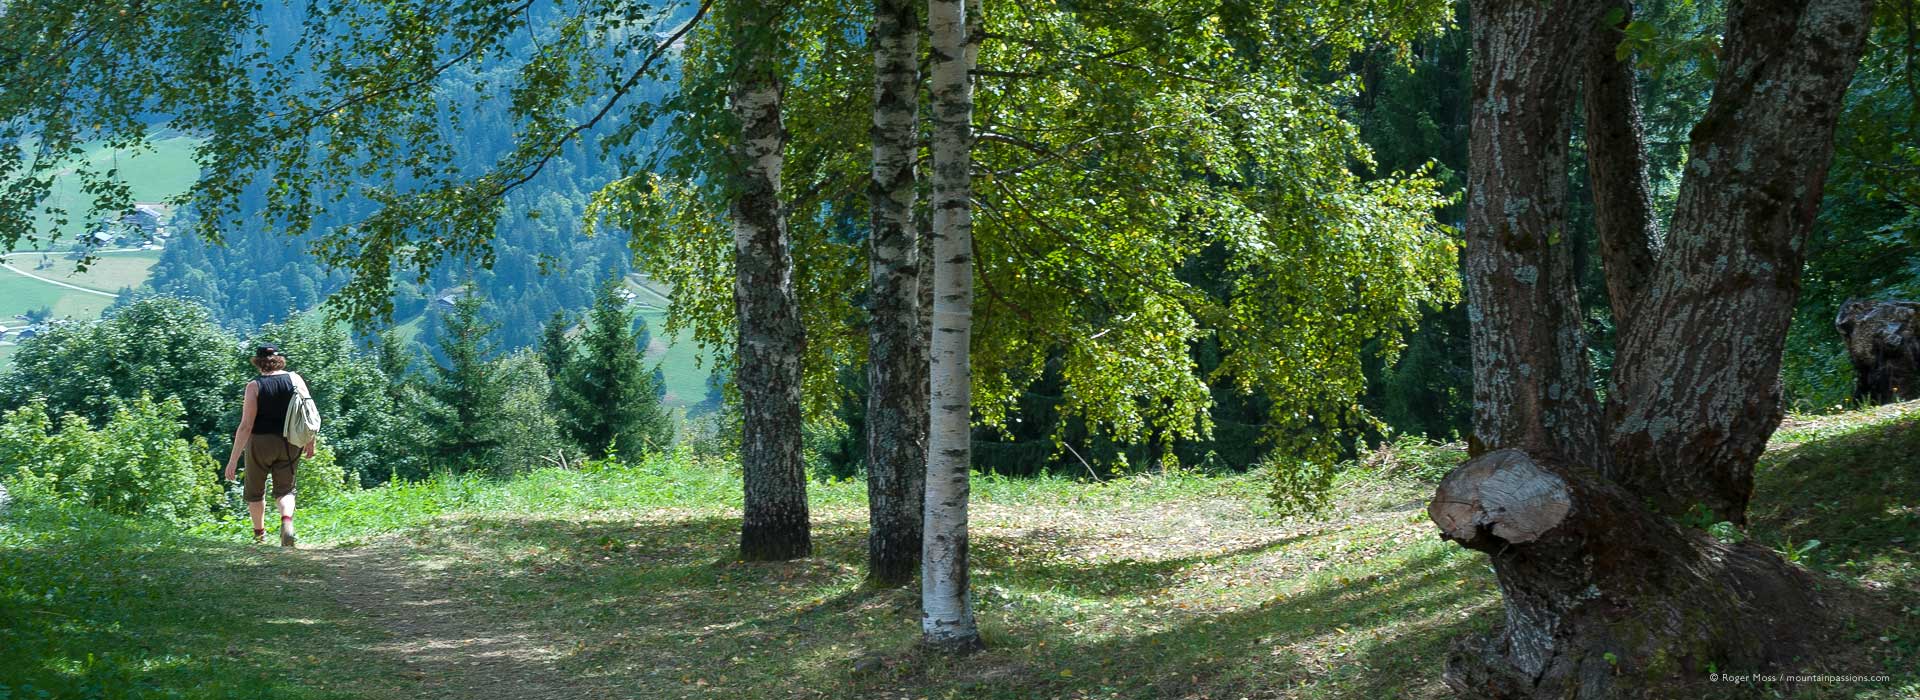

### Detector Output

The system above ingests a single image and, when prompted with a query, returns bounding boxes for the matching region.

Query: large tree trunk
[865,0,927,588]
[730,0,811,562]
[1438,1,1872,697]
[922,0,983,652]
[1433,450,1823,698]
[1605,0,1874,524]
[1461,0,1606,465]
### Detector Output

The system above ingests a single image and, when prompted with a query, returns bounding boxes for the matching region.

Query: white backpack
[283,373,322,449]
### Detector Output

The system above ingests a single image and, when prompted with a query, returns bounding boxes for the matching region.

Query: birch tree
[921,0,982,652]
[864,0,929,587]
[727,0,811,561]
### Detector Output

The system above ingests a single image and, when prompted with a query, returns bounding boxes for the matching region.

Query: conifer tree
[556,279,672,459]
[538,311,574,382]
[423,293,507,473]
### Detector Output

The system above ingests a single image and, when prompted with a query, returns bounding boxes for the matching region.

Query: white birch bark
[921,0,982,652]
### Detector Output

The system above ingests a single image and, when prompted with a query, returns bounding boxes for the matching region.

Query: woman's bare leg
[249,500,266,541]
[277,493,296,547]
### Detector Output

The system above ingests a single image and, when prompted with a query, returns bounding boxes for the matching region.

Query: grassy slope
[35,135,202,242]
[637,308,711,410]
[0,251,164,368]
[0,131,181,364]
[0,501,404,699]
[4,404,1916,699]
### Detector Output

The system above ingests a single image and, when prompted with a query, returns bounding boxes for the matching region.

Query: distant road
[0,258,119,298]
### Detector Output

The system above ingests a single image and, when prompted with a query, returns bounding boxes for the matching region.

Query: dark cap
[254,345,282,358]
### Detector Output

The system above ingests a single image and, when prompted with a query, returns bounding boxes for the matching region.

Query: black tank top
[252,373,296,435]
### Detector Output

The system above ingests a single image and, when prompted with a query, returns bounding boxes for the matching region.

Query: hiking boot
[253,528,266,545]
[279,518,297,548]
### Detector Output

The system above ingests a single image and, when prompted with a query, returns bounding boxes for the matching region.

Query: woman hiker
[224,344,316,547]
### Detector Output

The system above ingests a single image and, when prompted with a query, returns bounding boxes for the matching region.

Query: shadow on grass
[1752,407,1920,569]
[971,529,1316,599]
[0,500,403,700]
[395,505,1498,699]
[890,545,1495,699]
[1750,406,1920,692]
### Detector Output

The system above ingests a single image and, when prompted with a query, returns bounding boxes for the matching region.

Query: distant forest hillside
[138,1,686,357]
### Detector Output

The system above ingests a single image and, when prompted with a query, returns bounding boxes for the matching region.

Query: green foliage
[0,396,218,524]
[292,445,353,508]
[1776,536,1823,565]
[1353,432,1470,484]
[1706,520,1744,544]
[0,296,244,438]
[493,350,570,476]
[538,310,573,382]
[597,0,1463,510]
[553,278,673,459]
[422,293,507,473]
[1780,3,1920,412]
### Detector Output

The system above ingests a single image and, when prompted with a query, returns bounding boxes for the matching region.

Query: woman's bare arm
[223,381,258,480]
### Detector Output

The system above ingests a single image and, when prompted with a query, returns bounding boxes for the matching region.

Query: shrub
[0,396,219,524]
[493,351,569,476]
[1355,432,1470,483]
[294,446,353,507]
[0,296,245,439]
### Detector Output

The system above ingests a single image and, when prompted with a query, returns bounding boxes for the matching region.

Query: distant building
[86,202,175,245]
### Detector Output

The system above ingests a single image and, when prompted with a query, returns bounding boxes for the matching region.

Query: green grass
[0,251,162,370]
[0,268,114,322]
[637,309,712,411]
[4,404,1916,699]
[2,250,161,293]
[0,499,403,700]
[1751,402,1920,690]
[33,134,202,242]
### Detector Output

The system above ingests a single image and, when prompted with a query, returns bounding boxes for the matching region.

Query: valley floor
[3,403,1916,699]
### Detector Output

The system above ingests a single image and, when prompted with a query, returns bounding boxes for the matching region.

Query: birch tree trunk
[921,0,983,652]
[1436,1,1873,697]
[729,0,810,562]
[865,0,927,587]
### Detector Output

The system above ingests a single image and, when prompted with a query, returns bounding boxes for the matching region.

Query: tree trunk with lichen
[730,0,810,562]
[865,0,928,588]
[1439,0,1873,696]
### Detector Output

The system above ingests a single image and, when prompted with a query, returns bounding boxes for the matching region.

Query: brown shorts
[243,433,302,502]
